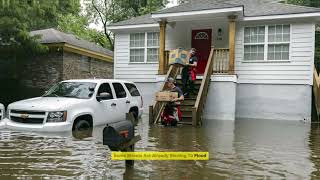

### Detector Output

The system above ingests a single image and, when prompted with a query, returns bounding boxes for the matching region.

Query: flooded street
[0,116,320,179]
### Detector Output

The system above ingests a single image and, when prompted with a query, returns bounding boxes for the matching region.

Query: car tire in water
[73,119,91,131]
[129,111,138,121]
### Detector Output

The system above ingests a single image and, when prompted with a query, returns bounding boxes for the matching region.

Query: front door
[191,29,212,74]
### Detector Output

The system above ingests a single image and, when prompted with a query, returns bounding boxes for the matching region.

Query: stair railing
[213,48,229,73]
[314,67,320,118]
[192,48,214,126]
[149,65,181,124]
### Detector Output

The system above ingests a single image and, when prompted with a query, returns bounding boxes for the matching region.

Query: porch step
[181,99,196,105]
[176,79,202,85]
[180,106,194,111]
[178,120,192,125]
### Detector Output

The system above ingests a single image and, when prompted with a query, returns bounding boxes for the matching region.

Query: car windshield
[43,82,96,99]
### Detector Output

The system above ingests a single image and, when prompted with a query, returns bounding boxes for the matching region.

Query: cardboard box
[155,91,178,102]
[168,48,190,66]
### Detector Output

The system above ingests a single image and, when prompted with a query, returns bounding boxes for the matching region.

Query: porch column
[159,20,167,75]
[228,15,237,74]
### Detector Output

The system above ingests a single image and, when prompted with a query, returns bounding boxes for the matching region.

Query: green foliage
[138,0,168,15]
[57,13,111,49]
[0,0,81,56]
[88,0,168,50]
[287,0,320,7]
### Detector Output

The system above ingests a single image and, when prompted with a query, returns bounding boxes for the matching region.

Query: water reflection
[0,116,319,179]
[309,123,320,179]
[233,119,312,179]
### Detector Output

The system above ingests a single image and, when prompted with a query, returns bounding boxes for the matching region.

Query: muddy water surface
[0,116,320,179]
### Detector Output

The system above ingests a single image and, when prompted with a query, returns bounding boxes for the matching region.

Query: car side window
[97,83,113,99]
[125,83,140,96]
[112,83,127,98]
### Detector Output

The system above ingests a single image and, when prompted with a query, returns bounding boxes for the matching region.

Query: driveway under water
[0,116,320,179]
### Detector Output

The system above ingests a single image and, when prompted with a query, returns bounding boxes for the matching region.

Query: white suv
[6,79,143,132]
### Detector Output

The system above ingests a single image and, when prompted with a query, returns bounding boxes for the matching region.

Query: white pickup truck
[6,79,143,132]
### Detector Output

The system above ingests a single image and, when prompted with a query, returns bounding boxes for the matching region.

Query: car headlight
[47,111,67,123]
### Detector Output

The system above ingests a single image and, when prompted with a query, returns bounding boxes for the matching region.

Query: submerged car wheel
[73,119,91,131]
[129,111,138,121]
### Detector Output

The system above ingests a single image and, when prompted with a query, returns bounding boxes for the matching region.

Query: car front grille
[10,110,45,115]
[10,116,44,124]
[10,110,46,124]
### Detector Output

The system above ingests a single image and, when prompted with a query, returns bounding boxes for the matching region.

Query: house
[0,28,113,106]
[107,0,320,122]
[21,28,114,89]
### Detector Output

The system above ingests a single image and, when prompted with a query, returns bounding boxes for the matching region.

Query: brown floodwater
[0,116,320,179]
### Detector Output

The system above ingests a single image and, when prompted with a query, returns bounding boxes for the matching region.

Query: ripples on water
[0,116,319,179]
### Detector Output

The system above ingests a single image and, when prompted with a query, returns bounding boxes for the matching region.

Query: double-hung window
[130,32,159,63]
[243,24,290,62]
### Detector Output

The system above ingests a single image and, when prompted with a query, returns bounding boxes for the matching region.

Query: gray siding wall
[235,22,315,85]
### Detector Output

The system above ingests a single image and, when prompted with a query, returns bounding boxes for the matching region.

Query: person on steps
[161,77,184,126]
[181,48,198,97]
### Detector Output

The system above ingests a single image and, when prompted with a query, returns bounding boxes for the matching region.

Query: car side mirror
[97,92,112,102]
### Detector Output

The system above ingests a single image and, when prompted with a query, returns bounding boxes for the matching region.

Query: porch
[157,14,238,75]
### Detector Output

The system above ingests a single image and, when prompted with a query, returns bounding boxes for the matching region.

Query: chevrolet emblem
[20,114,29,119]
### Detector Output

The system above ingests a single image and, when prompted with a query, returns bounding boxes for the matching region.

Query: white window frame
[242,24,291,63]
[129,32,159,64]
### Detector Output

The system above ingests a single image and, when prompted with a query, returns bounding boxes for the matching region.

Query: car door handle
[111,103,116,107]
[126,100,130,104]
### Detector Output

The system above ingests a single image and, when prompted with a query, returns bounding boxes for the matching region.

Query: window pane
[251,33,257,43]
[147,32,159,46]
[275,52,281,60]
[130,33,145,47]
[112,83,127,98]
[282,44,289,52]
[276,25,282,34]
[125,83,141,96]
[244,26,265,43]
[276,34,282,42]
[97,83,113,99]
[244,53,250,60]
[282,51,289,60]
[257,53,264,60]
[283,34,290,42]
[283,25,290,33]
[258,35,264,43]
[268,44,289,60]
[244,28,250,43]
[251,46,257,53]
[268,25,290,42]
[258,46,264,53]
[268,52,274,60]
[269,26,275,34]
[130,49,145,62]
[147,48,159,62]
[244,45,264,61]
